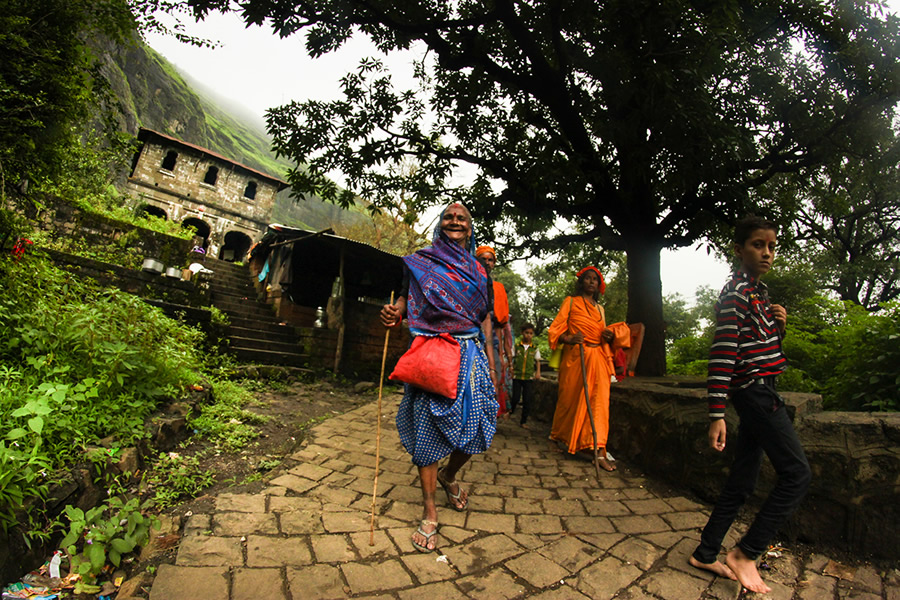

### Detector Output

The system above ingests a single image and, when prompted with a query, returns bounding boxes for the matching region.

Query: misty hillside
[96,35,370,231]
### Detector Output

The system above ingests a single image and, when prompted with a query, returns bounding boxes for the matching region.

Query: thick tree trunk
[625,238,666,376]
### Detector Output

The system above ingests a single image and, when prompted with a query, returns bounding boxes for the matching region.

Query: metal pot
[142,258,164,274]
[165,267,182,279]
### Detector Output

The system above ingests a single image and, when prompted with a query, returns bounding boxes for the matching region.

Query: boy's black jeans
[693,381,811,563]
[511,379,534,424]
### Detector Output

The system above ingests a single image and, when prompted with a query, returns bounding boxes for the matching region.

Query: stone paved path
[147,395,899,599]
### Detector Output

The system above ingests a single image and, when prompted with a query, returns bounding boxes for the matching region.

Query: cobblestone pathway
[147,395,899,599]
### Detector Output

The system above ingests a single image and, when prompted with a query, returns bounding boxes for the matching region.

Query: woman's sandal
[437,467,468,511]
[412,519,439,552]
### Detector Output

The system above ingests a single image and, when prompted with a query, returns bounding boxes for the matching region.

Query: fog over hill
[97,35,369,231]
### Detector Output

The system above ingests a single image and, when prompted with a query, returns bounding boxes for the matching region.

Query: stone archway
[139,204,168,220]
[182,217,211,249]
[220,230,253,262]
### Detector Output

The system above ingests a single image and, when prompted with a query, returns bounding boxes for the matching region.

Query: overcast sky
[150,9,900,301]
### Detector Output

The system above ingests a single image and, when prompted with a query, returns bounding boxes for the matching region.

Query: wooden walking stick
[370,292,394,546]
[577,342,603,482]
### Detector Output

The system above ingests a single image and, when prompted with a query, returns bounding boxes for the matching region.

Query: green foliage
[208,305,230,328]
[757,117,900,310]
[0,258,203,452]
[144,452,214,507]
[666,281,900,411]
[0,441,51,534]
[662,294,701,347]
[30,230,145,270]
[0,252,207,529]
[666,335,712,377]
[59,496,159,582]
[787,299,900,411]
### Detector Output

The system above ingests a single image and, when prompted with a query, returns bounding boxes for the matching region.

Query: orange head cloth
[492,280,510,324]
[475,245,496,258]
[576,266,606,295]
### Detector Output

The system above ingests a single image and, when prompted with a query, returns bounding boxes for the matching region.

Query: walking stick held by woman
[370,291,394,546]
[577,342,603,482]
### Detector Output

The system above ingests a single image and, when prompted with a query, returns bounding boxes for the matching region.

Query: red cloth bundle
[389,333,461,398]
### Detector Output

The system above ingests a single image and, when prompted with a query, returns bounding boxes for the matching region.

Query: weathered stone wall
[36,198,192,266]
[529,377,900,560]
[268,299,410,380]
[793,411,900,559]
[47,249,209,308]
[125,137,278,245]
[340,300,411,381]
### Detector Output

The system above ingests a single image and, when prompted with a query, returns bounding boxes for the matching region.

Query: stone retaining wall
[529,377,900,560]
[47,249,210,308]
[34,197,192,266]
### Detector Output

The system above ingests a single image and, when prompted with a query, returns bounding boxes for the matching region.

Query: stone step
[210,287,258,303]
[214,299,276,318]
[220,310,279,325]
[203,257,250,271]
[230,347,308,367]
[202,264,252,279]
[226,316,298,334]
[226,325,299,345]
[208,273,255,288]
[228,335,305,354]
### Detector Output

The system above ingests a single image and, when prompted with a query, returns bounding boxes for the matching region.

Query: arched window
[243,181,258,200]
[139,204,168,220]
[182,217,211,243]
[161,150,177,171]
[203,166,219,185]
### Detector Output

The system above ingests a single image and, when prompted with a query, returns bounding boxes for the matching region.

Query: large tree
[181,0,900,374]
[772,125,900,310]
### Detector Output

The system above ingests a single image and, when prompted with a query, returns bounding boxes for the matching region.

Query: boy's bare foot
[725,547,771,593]
[688,555,737,580]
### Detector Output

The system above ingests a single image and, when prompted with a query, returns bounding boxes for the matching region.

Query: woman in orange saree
[548,266,630,471]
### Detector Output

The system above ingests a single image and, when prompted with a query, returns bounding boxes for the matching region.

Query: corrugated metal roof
[264,223,405,258]
[138,127,290,190]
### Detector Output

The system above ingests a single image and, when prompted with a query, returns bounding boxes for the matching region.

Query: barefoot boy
[689,216,812,594]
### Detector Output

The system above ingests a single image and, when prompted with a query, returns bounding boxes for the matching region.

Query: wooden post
[333,245,346,373]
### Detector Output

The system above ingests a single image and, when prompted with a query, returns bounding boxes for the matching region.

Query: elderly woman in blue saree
[380,202,498,552]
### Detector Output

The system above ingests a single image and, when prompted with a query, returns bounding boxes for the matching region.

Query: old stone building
[125,128,289,261]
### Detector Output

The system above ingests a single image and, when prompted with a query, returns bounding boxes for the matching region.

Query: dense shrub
[665,334,711,377]
[0,250,206,530]
[789,299,900,411]
[665,294,899,412]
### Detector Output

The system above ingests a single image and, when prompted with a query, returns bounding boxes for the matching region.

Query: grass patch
[189,379,271,453]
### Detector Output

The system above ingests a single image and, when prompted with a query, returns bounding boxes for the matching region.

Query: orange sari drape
[548,296,630,453]
[492,280,510,325]
[492,280,512,416]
